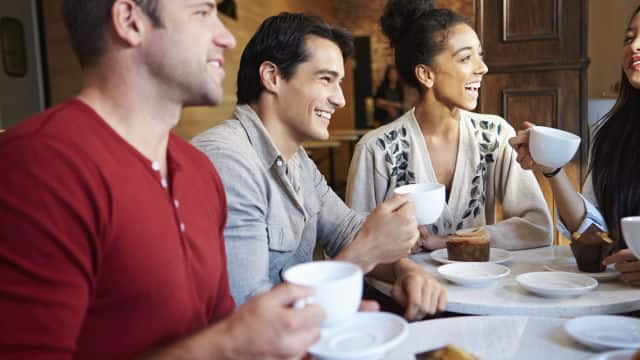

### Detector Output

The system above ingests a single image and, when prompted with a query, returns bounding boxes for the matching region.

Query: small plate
[438,263,511,287]
[309,312,408,360]
[566,315,640,351]
[516,271,598,298]
[590,349,638,360]
[430,248,513,265]
[545,257,620,281]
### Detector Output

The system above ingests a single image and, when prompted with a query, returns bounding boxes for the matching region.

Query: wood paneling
[501,88,558,129]
[478,0,586,67]
[477,0,589,244]
[503,0,558,42]
[482,71,581,140]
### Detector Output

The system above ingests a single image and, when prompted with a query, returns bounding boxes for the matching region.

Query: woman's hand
[507,121,556,174]
[603,249,640,286]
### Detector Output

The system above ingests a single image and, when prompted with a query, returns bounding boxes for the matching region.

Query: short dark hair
[380,0,469,93]
[61,0,162,68]
[236,12,354,105]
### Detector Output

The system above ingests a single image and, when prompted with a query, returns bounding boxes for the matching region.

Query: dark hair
[378,65,404,96]
[380,0,469,93]
[589,5,640,246]
[61,0,162,68]
[236,12,354,105]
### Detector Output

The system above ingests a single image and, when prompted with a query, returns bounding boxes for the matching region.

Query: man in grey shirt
[193,12,446,320]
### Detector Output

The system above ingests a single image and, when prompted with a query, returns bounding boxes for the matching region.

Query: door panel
[477,0,589,244]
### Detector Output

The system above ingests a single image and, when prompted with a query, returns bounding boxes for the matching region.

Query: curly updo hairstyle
[380,0,469,93]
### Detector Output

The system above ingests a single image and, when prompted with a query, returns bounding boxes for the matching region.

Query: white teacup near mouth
[621,216,640,259]
[393,183,445,225]
[282,261,363,328]
[529,126,581,169]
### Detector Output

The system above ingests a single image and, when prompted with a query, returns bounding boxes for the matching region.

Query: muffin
[570,224,615,273]
[416,344,479,360]
[446,228,491,262]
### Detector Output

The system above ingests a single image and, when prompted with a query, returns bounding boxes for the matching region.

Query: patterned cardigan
[346,108,553,250]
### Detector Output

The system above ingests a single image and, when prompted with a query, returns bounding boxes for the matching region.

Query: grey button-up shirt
[192,105,365,304]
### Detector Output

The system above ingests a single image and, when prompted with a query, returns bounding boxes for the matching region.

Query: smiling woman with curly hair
[347,0,553,252]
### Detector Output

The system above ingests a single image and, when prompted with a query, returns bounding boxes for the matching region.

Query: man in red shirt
[0,0,328,359]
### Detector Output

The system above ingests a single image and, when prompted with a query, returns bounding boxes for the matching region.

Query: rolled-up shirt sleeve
[557,173,607,238]
[311,159,366,257]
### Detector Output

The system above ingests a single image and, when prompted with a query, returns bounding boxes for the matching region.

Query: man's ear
[415,64,435,89]
[258,61,281,94]
[111,0,148,47]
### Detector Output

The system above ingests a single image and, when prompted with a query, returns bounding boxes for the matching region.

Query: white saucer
[516,271,598,298]
[430,248,512,265]
[590,349,638,360]
[545,257,620,281]
[566,315,640,351]
[309,312,408,360]
[437,262,510,287]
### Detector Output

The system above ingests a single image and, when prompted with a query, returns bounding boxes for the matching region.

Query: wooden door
[476,0,589,243]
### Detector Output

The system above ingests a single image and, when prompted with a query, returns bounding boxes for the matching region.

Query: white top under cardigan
[346,108,553,250]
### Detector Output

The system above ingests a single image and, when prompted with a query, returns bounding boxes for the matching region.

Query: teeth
[315,110,332,120]
[464,82,481,91]
[208,60,221,67]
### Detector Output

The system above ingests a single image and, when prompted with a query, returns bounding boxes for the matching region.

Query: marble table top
[385,315,596,360]
[368,246,640,317]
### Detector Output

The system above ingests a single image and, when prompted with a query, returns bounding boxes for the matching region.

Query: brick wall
[40,0,341,139]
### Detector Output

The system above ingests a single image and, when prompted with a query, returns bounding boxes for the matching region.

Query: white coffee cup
[621,216,640,259]
[282,261,363,328]
[529,126,581,169]
[393,183,445,224]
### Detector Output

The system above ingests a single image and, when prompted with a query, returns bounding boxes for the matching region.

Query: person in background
[347,0,552,251]
[510,4,640,286]
[192,12,446,321]
[374,65,405,125]
[0,1,335,358]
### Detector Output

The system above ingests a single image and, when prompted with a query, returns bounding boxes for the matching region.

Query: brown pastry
[570,224,615,273]
[446,228,491,262]
[416,344,479,360]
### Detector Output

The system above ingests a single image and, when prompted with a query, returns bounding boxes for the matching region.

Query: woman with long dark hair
[509,5,640,284]
[374,65,405,125]
[347,0,552,250]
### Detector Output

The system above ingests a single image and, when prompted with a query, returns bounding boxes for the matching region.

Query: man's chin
[316,129,331,141]
[184,91,223,108]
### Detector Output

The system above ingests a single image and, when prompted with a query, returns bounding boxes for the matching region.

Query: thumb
[523,121,536,129]
[380,194,412,213]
